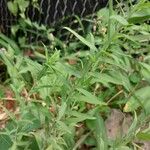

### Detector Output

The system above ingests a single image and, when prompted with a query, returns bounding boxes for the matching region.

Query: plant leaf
[64,27,97,52]
[124,86,150,113]
[111,15,129,25]
[77,88,106,106]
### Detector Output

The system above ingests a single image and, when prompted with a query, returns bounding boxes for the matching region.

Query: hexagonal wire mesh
[0,0,109,43]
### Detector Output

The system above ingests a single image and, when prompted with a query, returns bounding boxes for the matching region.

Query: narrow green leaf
[137,132,150,141]
[77,88,106,106]
[57,102,67,121]
[64,27,97,52]
[0,33,20,54]
[95,113,108,150]
[111,15,129,25]
[126,112,137,136]
[69,111,96,120]
[7,1,18,16]
[124,86,150,113]
[128,8,150,23]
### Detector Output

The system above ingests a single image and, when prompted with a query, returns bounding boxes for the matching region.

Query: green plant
[0,0,150,149]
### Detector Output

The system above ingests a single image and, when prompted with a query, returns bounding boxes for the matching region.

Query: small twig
[1,98,16,101]
[22,88,30,101]
[127,83,139,99]
[132,142,143,150]
[107,90,124,104]
[73,131,91,150]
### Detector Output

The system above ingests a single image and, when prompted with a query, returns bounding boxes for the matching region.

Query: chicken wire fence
[0,0,108,43]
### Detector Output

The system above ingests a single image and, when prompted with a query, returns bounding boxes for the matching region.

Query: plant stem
[108,0,113,46]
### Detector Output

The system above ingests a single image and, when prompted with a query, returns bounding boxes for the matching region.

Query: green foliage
[0,0,150,149]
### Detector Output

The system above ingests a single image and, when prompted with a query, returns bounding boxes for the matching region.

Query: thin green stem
[108,0,113,46]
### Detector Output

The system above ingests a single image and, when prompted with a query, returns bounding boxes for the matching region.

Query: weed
[0,0,150,149]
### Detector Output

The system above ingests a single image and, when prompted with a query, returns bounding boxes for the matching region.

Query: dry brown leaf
[105,109,133,140]
[0,112,8,120]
